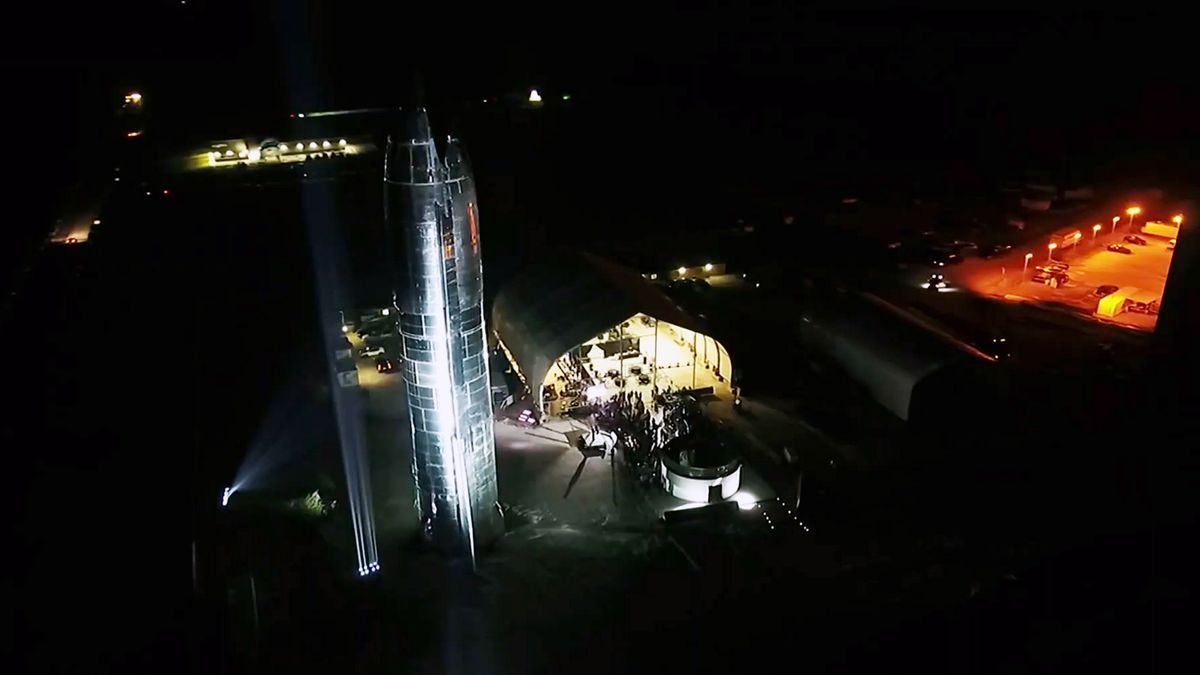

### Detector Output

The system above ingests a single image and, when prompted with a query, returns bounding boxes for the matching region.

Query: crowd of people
[585,387,705,486]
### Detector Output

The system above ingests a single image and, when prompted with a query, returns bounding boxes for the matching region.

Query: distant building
[798,294,995,421]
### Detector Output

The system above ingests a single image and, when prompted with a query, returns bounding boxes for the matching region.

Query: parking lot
[342,320,403,390]
[955,228,1173,330]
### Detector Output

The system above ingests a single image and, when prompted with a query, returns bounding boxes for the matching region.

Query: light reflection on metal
[385,110,503,560]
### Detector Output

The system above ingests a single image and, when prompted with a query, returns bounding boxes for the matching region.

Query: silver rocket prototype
[384,109,503,556]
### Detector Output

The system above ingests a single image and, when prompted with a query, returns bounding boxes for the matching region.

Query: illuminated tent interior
[492,251,732,413]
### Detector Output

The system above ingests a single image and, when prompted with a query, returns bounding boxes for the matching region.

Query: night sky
[5,6,1196,204]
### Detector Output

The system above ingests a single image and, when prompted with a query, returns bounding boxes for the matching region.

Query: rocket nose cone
[443,137,473,180]
[386,109,440,184]
[406,108,434,143]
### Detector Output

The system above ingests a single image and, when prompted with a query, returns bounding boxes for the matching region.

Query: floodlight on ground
[704,263,713,271]
[528,88,542,103]
[93,219,101,225]
[341,325,349,333]
[677,266,686,276]
[338,139,347,147]
[381,308,390,316]
[322,140,331,149]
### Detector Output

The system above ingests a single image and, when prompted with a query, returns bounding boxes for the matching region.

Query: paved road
[704,394,849,507]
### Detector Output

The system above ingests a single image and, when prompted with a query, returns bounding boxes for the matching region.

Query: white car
[359,345,385,358]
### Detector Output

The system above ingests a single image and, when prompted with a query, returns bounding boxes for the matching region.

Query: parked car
[1036,262,1070,273]
[359,345,385,358]
[1124,234,1148,246]
[1031,271,1069,286]
[980,243,1013,259]
[375,357,397,373]
[928,248,962,267]
[1092,284,1119,298]
[1127,298,1160,315]
[922,273,947,290]
[1107,244,1133,254]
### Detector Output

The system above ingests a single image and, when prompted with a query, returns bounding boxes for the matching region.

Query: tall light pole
[1047,242,1058,261]
[1092,223,1101,243]
[1111,216,1120,234]
[1126,206,1142,230]
[1023,252,1033,281]
[1173,214,1184,226]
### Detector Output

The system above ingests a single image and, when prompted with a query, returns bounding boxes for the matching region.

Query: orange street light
[1092,223,1102,242]
[1111,215,1121,233]
[1048,241,1058,261]
[1172,214,1184,226]
[1023,252,1033,280]
[1126,205,1142,230]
